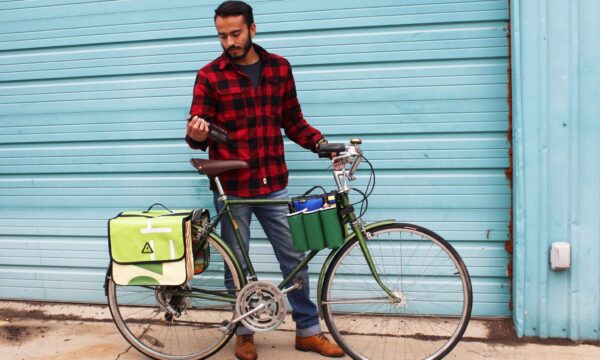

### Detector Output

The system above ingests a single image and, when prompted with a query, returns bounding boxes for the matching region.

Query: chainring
[235,280,287,332]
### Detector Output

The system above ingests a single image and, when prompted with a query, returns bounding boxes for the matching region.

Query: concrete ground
[1,300,599,360]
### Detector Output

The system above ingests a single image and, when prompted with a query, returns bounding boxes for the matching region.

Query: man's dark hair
[214,1,254,27]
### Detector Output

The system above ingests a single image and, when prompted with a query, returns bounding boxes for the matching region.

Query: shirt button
[263,178,267,185]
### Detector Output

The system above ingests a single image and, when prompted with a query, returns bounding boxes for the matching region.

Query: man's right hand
[187,116,210,142]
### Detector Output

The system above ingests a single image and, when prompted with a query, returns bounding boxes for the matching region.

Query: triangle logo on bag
[141,242,154,254]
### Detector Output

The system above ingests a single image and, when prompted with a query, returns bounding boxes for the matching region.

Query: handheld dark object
[186,115,228,143]
[206,122,228,143]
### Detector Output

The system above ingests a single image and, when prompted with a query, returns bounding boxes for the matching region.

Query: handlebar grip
[317,143,346,158]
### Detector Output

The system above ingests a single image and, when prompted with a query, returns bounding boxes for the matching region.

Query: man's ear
[249,23,256,38]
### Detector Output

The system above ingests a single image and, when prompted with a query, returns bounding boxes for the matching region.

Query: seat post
[213,176,227,200]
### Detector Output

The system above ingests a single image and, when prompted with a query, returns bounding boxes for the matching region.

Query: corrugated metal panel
[512,0,600,339]
[0,0,510,317]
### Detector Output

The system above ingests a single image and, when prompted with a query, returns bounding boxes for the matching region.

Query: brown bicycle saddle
[190,158,249,177]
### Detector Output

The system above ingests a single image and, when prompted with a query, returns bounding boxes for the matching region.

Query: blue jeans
[213,188,321,337]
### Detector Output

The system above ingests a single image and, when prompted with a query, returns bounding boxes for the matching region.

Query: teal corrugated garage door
[0,0,510,316]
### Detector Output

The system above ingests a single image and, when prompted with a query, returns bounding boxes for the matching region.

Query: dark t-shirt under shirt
[236,60,264,91]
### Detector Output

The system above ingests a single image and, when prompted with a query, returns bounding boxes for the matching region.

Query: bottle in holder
[288,190,343,252]
[287,209,309,252]
[319,207,344,249]
[303,209,326,250]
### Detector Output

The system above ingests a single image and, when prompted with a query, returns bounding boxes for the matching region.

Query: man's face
[215,15,256,61]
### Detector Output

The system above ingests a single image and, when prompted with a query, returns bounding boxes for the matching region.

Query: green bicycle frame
[199,190,398,308]
[210,197,320,288]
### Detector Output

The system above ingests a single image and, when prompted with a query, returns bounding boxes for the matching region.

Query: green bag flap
[109,210,191,264]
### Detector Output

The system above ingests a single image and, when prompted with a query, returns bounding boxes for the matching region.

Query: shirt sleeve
[280,61,324,152]
[186,71,217,151]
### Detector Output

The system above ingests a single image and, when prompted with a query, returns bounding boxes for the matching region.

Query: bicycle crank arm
[281,281,302,295]
[218,303,266,334]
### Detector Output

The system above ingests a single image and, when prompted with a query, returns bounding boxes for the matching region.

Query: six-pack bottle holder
[286,189,345,251]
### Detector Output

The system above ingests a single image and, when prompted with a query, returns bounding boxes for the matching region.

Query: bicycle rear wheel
[107,235,242,360]
[321,223,472,360]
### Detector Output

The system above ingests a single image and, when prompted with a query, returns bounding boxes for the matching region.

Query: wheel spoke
[322,296,393,305]
[322,224,472,360]
[107,237,240,359]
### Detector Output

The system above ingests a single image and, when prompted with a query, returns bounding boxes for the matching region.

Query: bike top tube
[224,198,291,206]
[199,138,382,289]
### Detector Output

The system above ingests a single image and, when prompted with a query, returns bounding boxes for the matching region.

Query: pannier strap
[302,185,327,196]
[144,203,173,213]
[190,158,249,177]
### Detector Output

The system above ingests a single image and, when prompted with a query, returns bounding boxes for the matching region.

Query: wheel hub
[390,290,406,308]
[155,284,192,320]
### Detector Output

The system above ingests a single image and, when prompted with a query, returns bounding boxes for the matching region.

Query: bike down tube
[278,250,320,290]
[219,197,317,291]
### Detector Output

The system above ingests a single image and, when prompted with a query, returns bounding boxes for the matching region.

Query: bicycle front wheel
[107,235,242,360]
[321,223,472,360]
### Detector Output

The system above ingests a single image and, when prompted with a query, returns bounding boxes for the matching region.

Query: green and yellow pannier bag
[108,205,208,286]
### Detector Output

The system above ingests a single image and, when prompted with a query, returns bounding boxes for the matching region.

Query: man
[185,2,344,360]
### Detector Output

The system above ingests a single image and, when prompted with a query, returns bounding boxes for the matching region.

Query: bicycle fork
[352,221,403,303]
[336,190,402,303]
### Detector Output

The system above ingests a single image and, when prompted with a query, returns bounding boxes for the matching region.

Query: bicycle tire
[321,223,472,360]
[107,235,242,360]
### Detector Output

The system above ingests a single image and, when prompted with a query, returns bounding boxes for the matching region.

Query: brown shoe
[295,333,345,357]
[235,334,257,360]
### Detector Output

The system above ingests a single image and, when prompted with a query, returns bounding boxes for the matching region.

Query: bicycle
[105,138,473,360]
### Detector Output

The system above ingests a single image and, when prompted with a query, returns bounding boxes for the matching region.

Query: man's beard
[224,36,253,60]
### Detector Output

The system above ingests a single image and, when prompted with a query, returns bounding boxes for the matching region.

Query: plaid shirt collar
[217,43,272,71]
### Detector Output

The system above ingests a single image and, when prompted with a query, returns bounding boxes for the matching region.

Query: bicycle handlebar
[318,139,364,190]
[317,143,346,158]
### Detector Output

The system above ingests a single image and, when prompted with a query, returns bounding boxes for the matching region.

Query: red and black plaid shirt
[187,44,323,197]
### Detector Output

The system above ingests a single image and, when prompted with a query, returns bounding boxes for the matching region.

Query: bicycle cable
[349,154,375,220]
[362,154,376,198]
[350,187,369,219]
